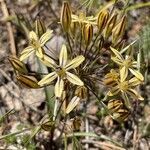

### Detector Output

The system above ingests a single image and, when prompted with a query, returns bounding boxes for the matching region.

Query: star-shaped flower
[20,30,53,61]
[72,12,96,25]
[38,44,85,98]
[107,76,144,101]
[110,47,144,82]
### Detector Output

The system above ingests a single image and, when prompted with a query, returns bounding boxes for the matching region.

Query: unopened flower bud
[35,17,46,37]
[112,16,126,43]
[8,56,28,74]
[107,99,123,113]
[75,86,87,99]
[82,23,93,46]
[112,108,130,122]
[60,1,72,32]
[103,14,117,39]
[16,74,40,89]
[97,9,109,33]
[69,22,77,37]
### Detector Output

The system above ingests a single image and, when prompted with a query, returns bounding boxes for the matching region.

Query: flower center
[123,57,132,68]
[56,67,66,79]
[118,81,129,91]
[31,40,41,49]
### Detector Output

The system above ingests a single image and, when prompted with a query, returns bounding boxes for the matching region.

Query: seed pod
[75,86,87,99]
[16,74,40,89]
[82,23,93,46]
[41,121,55,131]
[107,99,123,113]
[112,16,126,43]
[8,56,28,74]
[113,108,130,122]
[35,17,46,37]
[60,1,72,32]
[103,13,117,39]
[97,9,109,33]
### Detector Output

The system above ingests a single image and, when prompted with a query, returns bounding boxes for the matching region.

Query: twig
[82,140,125,150]
[0,0,16,56]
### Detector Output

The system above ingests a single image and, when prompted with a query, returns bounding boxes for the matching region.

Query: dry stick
[1,0,16,56]
[133,125,138,150]
[82,140,125,150]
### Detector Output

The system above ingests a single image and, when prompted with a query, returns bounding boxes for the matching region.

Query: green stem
[37,57,54,117]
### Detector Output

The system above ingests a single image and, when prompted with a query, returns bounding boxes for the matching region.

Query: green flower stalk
[38,44,85,98]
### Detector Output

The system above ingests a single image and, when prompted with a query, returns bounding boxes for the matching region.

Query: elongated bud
[35,17,46,37]
[69,22,77,37]
[75,86,87,99]
[60,1,72,32]
[112,16,126,43]
[97,9,109,33]
[112,108,130,122]
[103,14,117,39]
[16,74,40,89]
[82,23,93,46]
[107,99,123,113]
[8,56,28,74]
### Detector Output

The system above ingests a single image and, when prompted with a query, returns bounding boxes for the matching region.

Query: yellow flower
[107,77,144,101]
[38,44,85,98]
[110,47,144,82]
[20,30,53,61]
[72,12,96,25]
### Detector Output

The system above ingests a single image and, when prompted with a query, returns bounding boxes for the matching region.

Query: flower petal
[59,44,68,67]
[55,77,64,98]
[65,55,85,70]
[39,30,53,46]
[66,71,84,86]
[127,88,144,100]
[129,77,141,87]
[36,47,44,59]
[110,47,124,61]
[129,68,144,81]
[66,96,80,114]
[107,86,120,96]
[120,66,128,82]
[20,46,35,61]
[38,72,57,86]
[111,57,123,65]
[39,54,58,69]
[29,31,38,41]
